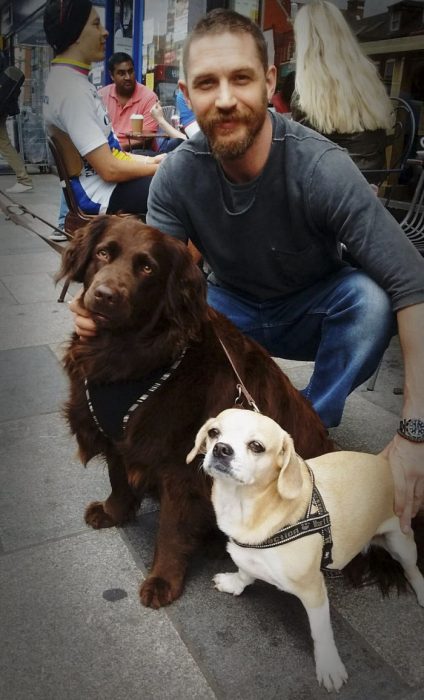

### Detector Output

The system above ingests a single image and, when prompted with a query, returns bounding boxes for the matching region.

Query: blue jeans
[207,267,395,428]
[58,191,68,228]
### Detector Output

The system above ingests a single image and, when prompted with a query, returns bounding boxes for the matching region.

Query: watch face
[401,419,424,442]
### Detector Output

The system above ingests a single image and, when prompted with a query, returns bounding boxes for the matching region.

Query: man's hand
[382,434,424,533]
[68,293,97,339]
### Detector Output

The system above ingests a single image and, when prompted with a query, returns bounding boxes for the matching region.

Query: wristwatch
[397,418,424,443]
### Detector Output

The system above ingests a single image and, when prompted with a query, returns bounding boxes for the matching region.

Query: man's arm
[85,143,165,181]
[383,303,424,532]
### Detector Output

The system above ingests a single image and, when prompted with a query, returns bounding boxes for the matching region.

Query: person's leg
[207,268,395,428]
[0,115,32,187]
[57,191,69,229]
[106,176,153,216]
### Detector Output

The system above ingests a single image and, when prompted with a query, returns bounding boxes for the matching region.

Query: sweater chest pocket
[268,240,338,290]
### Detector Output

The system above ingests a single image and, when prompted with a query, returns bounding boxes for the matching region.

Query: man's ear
[178,80,193,110]
[186,418,216,463]
[276,433,303,500]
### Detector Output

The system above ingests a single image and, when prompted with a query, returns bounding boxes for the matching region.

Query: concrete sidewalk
[0,172,422,700]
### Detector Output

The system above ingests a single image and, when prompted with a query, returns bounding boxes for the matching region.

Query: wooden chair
[46,124,97,237]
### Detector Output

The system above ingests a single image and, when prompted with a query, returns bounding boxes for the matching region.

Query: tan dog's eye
[248,441,265,454]
[208,428,220,438]
[96,248,110,262]
[141,264,153,275]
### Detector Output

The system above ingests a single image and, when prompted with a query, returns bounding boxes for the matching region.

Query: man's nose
[215,81,237,110]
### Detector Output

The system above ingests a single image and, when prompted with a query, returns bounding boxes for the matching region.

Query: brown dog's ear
[163,236,208,341]
[186,418,216,463]
[55,215,112,284]
[276,433,304,500]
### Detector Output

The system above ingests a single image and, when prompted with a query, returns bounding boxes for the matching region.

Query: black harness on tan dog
[85,348,187,441]
[230,463,337,574]
[218,337,337,573]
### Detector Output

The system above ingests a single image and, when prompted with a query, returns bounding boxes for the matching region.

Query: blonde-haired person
[292,0,393,179]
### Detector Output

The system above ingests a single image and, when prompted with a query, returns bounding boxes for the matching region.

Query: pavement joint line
[0,527,93,557]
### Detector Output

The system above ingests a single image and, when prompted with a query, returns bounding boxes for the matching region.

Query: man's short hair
[183,9,268,78]
[108,52,134,74]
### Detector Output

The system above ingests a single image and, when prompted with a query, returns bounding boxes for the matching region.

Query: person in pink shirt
[98,52,158,151]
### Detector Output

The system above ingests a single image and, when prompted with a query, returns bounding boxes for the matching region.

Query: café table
[125,131,170,151]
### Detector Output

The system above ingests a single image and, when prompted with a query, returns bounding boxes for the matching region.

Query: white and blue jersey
[43,60,123,214]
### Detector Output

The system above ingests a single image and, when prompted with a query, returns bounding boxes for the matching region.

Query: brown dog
[57,216,333,608]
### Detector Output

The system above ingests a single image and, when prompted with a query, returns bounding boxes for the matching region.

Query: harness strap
[230,464,336,571]
[85,347,187,440]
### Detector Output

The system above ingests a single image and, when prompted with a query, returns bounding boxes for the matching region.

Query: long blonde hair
[293,0,393,133]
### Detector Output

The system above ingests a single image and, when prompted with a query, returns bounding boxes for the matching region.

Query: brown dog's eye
[96,248,110,262]
[141,264,153,275]
[248,441,265,454]
[208,428,220,438]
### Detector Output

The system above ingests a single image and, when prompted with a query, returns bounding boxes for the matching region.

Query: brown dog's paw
[84,501,119,529]
[139,576,183,609]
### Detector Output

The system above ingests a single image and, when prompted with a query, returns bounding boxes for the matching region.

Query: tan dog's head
[187,409,303,499]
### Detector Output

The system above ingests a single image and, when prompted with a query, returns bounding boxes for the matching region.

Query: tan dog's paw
[315,651,348,692]
[213,572,248,595]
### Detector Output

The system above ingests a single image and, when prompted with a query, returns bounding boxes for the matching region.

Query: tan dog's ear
[186,418,216,463]
[276,433,303,500]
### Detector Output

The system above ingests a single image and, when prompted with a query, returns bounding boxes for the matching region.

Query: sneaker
[50,230,68,242]
[5,183,33,194]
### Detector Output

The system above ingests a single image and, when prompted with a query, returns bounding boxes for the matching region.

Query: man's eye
[208,428,220,438]
[96,249,110,261]
[248,441,265,454]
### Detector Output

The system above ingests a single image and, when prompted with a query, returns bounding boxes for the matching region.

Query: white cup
[130,114,144,135]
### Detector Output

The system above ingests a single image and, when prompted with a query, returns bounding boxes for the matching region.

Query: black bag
[0,66,24,117]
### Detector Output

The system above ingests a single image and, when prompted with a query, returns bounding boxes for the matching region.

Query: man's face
[77,8,108,64]
[111,61,136,97]
[180,32,276,161]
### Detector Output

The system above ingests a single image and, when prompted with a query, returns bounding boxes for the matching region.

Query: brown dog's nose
[213,442,234,459]
[94,284,118,305]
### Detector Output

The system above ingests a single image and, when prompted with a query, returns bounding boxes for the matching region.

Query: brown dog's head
[56,216,208,337]
[187,409,304,500]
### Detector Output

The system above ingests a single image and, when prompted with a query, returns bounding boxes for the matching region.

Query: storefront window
[229,0,260,22]
[143,0,188,74]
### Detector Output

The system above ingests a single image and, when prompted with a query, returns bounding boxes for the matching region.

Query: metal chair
[362,97,416,199]
[399,166,424,253]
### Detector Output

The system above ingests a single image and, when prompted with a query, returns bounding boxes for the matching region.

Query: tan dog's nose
[213,442,234,459]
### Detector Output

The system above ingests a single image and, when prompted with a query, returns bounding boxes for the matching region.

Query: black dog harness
[85,348,186,441]
[231,464,336,572]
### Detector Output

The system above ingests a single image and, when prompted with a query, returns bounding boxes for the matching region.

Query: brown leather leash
[217,335,261,413]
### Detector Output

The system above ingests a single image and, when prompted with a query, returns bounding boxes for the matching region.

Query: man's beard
[117,83,135,98]
[198,90,269,161]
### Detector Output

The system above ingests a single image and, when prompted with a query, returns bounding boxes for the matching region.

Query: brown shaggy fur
[57,216,334,608]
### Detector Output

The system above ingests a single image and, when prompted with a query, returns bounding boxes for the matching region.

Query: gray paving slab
[0,278,16,303]
[0,530,216,700]
[1,272,60,303]
[0,346,67,422]
[0,250,59,275]
[0,217,47,253]
[0,412,109,551]
[122,511,410,700]
[0,300,72,350]
[327,578,424,688]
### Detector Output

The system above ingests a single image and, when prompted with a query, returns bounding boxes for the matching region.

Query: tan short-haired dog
[187,408,424,692]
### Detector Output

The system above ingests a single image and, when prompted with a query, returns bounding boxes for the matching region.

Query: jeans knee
[339,272,394,340]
